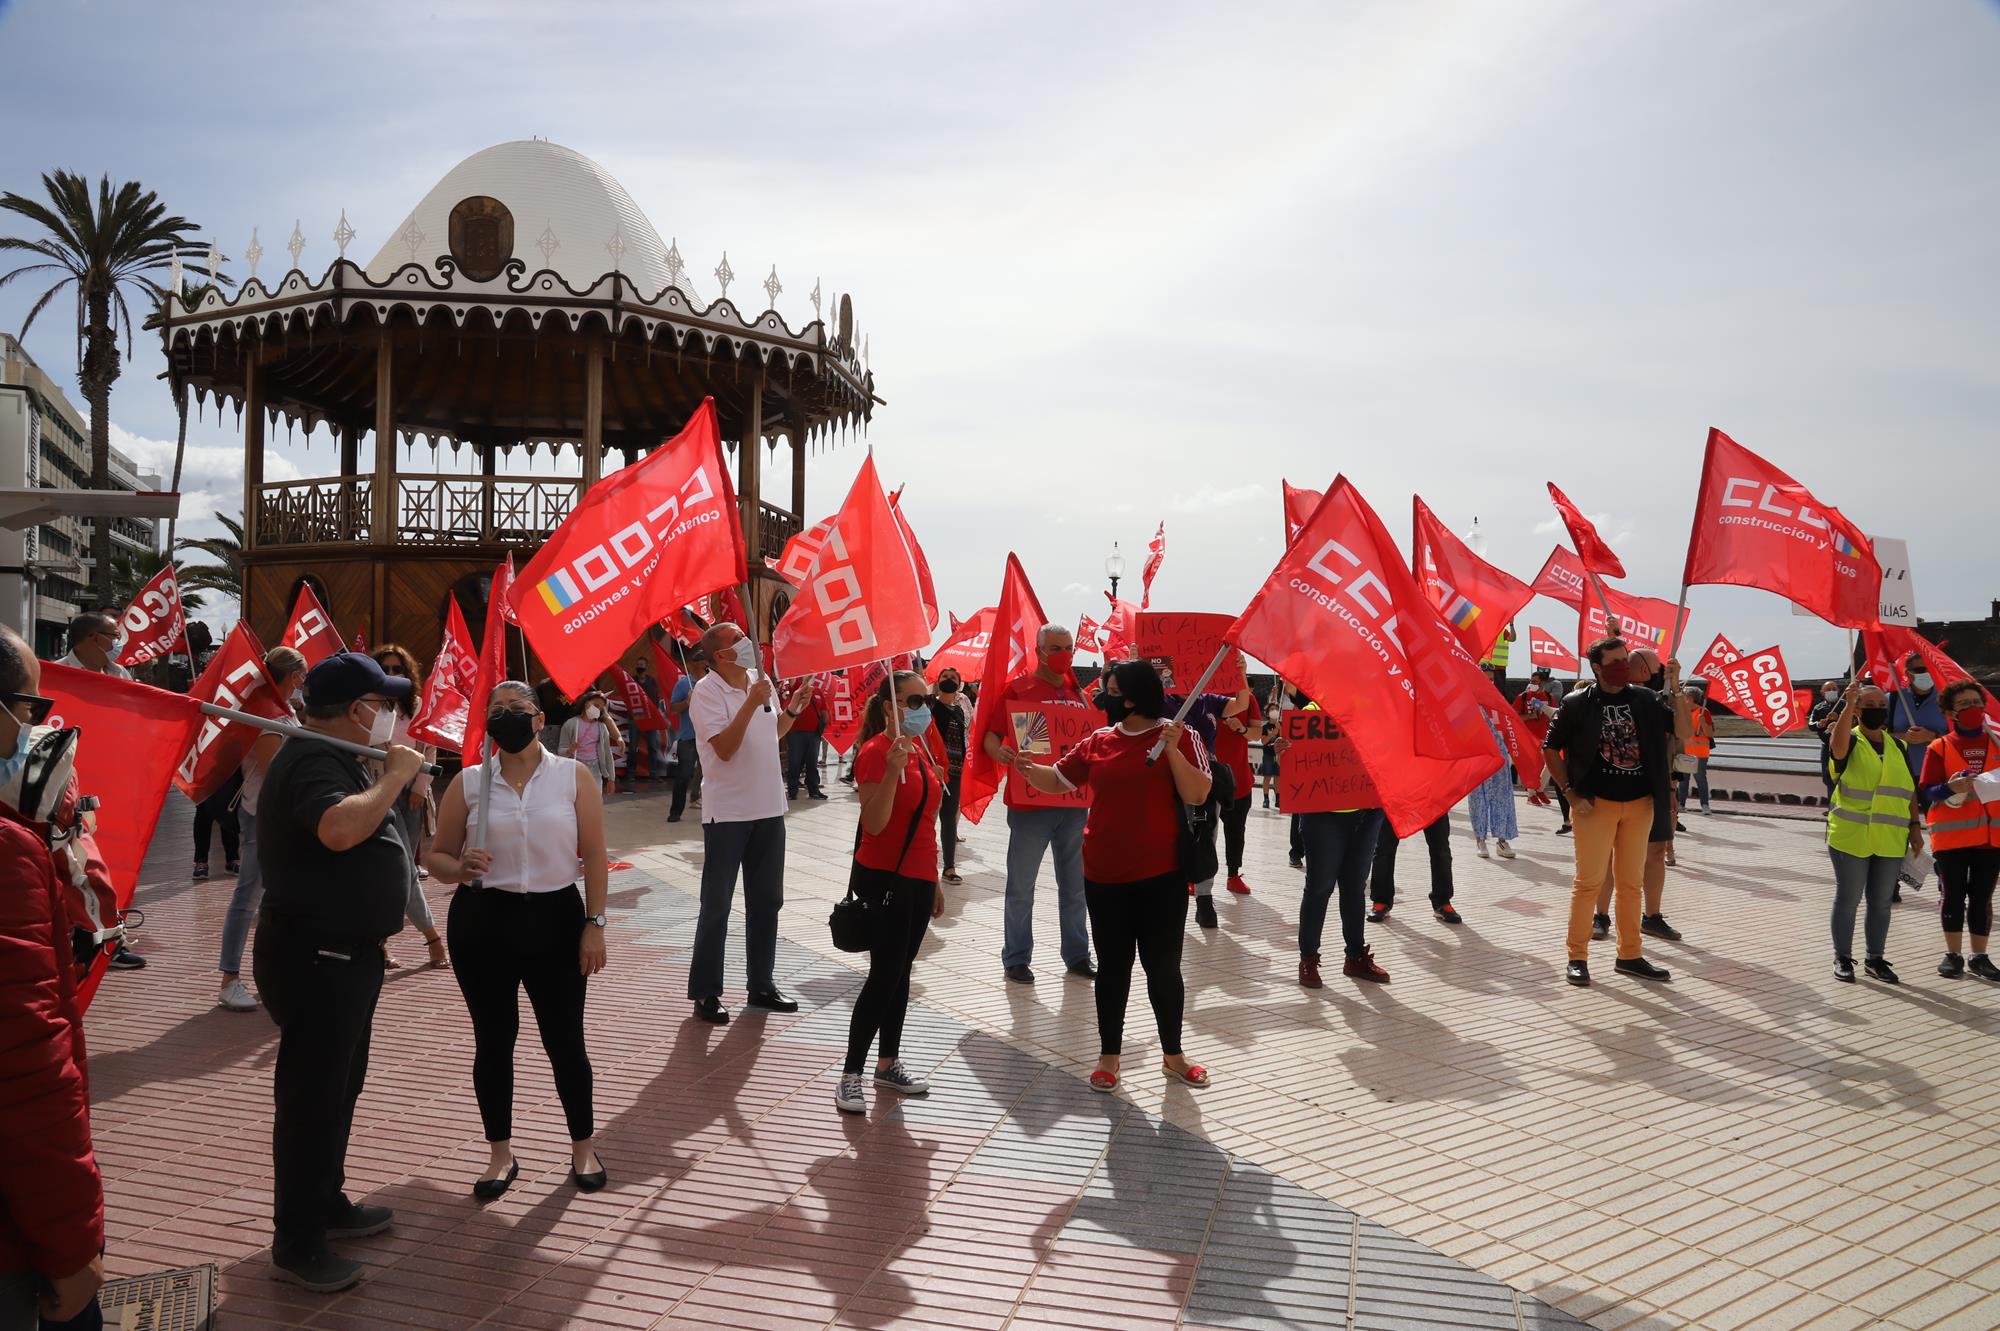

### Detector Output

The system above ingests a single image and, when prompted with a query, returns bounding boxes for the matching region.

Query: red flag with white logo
[1861,626,2000,731]
[409,594,480,751]
[615,666,667,732]
[1691,633,1752,711]
[1075,614,1104,653]
[1283,481,1323,545]
[174,622,290,802]
[1140,522,1165,610]
[1531,546,1590,611]
[777,514,837,588]
[460,557,515,763]
[114,563,191,668]
[1545,483,1626,579]
[282,583,345,667]
[889,487,940,631]
[960,555,1066,823]
[822,669,861,754]
[1223,478,1507,836]
[1412,497,1534,661]
[509,398,745,697]
[1681,428,1880,630]
[771,454,931,678]
[925,606,995,683]
[1576,585,1690,660]
[1527,625,1580,674]
[648,636,684,712]
[1719,644,1808,736]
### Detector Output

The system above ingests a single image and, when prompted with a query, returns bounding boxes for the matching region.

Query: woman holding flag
[1825,680,1922,984]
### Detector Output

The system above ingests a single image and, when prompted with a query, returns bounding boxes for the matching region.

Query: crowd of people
[4,607,1997,1317]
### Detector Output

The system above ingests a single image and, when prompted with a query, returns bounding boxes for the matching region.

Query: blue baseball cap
[303,651,415,708]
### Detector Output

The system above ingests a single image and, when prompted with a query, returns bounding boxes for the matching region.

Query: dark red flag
[822,669,862,754]
[409,594,480,751]
[282,582,345,667]
[772,454,932,677]
[114,563,190,668]
[615,667,667,732]
[648,636,684,713]
[175,622,289,802]
[1412,497,1534,661]
[1681,428,1879,630]
[509,398,745,696]
[1545,483,1625,579]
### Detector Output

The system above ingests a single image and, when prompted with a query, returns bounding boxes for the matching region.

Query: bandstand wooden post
[241,354,263,623]
[372,335,395,633]
[741,367,766,629]
[582,341,605,490]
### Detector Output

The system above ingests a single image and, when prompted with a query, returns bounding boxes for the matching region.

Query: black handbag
[1176,749,1233,885]
[830,758,930,953]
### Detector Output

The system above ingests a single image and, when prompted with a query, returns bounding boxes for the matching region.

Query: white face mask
[363,702,396,747]
[584,705,602,721]
[728,638,759,672]
[1911,672,1932,693]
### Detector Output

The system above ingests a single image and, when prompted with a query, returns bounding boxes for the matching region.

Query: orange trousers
[1566,796,1652,961]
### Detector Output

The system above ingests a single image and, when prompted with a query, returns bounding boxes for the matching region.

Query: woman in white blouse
[429,681,611,1199]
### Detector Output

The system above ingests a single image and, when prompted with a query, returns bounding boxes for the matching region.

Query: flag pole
[1146,644,1231,765]
[467,739,495,888]
[193,702,446,776]
[1587,572,1619,638]
[1665,583,1691,661]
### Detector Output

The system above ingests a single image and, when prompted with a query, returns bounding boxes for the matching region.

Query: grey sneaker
[873,1060,930,1096]
[217,979,259,1012]
[835,1073,867,1114]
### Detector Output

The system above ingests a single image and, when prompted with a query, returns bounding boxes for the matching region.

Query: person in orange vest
[1918,679,2000,981]
[1675,682,1715,816]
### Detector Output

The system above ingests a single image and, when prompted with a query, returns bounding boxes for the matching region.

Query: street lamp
[1463,516,1487,558]
[1105,542,1126,600]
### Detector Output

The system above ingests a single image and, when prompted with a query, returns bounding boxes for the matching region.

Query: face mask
[937,679,959,695]
[0,713,35,789]
[1955,706,1986,734]
[1858,706,1890,731]
[584,705,602,721]
[1093,689,1132,722]
[486,709,540,755]
[1822,691,1838,704]
[1266,708,1279,721]
[901,703,933,736]
[728,638,760,672]
[1597,661,1631,688]
[1911,672,1932,693]
[363,702,396,748]
[1645,670,1666,691]
[1043,648,1074,674]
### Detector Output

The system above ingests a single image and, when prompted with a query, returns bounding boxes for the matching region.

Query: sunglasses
[3,692,56,725]
[379,663,408,676]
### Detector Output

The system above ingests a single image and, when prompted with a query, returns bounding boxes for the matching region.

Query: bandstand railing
[255,478,372,546]
[757,502,800,564]
[394,474,582,545]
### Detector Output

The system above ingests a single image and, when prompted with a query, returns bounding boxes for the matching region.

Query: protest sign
[1129,612,1245,694]
[1006,703,1095,809]
[1278,710,1381,813]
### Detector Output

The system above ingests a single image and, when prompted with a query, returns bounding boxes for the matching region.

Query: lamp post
[1105,542,1126,601]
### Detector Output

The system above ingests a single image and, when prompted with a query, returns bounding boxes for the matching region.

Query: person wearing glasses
[58,611,131,681]
[428,682,610,1199]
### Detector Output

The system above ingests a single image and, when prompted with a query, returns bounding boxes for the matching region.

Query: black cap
[303,651,414,708]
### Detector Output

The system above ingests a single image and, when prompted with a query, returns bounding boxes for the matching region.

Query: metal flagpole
[1587,572,1620,640]
[1146,644,1232,765]
[194,702,445,776]
[1665,583,1692,661]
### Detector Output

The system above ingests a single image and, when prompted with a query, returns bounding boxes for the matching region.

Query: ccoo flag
[771,454,932,678]
[1412,497,1534,662]
[282,582,346,667]
[1681,428,1880,630]
[509,398,745,697]
[1527,625,1580,674]
[114,563,191,668]
[1545,483,1626,579]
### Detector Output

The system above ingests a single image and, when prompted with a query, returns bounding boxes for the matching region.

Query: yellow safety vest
[1826,734,1916,859]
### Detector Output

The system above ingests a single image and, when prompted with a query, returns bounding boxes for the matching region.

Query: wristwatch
[584,913,608,928]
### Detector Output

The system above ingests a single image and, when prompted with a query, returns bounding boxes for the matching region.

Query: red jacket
[0,801,104,1280]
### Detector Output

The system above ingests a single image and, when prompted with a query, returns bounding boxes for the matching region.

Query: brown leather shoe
[1298,953,1323,989]
[1343,948,1391,983]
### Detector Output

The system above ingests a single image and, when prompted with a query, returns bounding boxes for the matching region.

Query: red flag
[175,622,289,802]
[39,665,205,1009]
[1576,585,1690,660]
[1283,481,1322,545]
[1531,545,1590,611]
[461,557,516,763]
[771,454,931,677]
[1691,633,1752,711]
[776,513,838,588]
[707,586,751,635]
[924,606,995,683]
[353,626,369,653]
[648,636,684,711]
[1223,478,1507,836]
[822,669,861,754]
[509,398,745,697]
[1718,644,1808,736]
[661,606,705,647]
[282,583,346,667]
[960,555,1064,823]
[1545,483,1625,579]
[1101,593,1140,660]
[1074,614,1104,653]
[1862,626,2000,731]
[1412,497,1534,661]
[889,487,940,631]
[1681,427,1879,630]
[615,666,667,732]
[408,594,480,751]
[1527,625,1581,674]
[114,564,191,668]
[1140,521,1165,611]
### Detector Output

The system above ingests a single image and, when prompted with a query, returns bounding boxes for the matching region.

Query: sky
[2,0,1996,673]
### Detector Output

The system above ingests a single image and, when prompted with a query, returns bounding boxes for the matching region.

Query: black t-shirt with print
[1593,698,1652,802]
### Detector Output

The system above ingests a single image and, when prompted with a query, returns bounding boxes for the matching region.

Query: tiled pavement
[84,772,2000,1330]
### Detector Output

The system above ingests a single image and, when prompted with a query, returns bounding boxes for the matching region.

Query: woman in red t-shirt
[836,671,948,1115]
[1016,660,1213,1093]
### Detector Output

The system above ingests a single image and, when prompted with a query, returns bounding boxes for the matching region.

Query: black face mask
[486,709,540,754]
[1092,689,1132,721]
[1858,707,1890,731]
[937,679,959,694]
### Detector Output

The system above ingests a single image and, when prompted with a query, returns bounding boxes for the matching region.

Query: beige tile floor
[614,781,2000,1331]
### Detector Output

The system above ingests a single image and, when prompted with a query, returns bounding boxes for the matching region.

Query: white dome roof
[365,139,690,298]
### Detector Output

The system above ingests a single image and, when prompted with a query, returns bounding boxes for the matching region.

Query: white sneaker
[1475,840,1490,859]
[835,1072,867,1114]
[1495,840,1516,860]
[873,1060,931,1096]
[218,979,259,1012]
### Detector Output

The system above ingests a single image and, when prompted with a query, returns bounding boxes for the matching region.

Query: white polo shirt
[690,669,787,823]
[58,652,132,680]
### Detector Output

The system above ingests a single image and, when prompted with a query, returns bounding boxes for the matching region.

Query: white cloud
[1171,483,1266,514]
[107,422,301,533]
[1061,582,1095,597]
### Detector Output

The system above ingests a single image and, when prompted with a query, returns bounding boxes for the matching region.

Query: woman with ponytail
[835,670,947,1115]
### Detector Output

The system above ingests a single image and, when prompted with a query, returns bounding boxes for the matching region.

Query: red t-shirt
[853,734,944,880]
[1054,720,1210,884]
[1214,711,1251,792]
[785,681,822,732]
[985,671,1088,809]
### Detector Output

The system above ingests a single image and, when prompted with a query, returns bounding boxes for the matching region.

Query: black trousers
[1084,872,1186,1057]
[689,816,786,999]
[939,768,963,872]
[669,738,702,818]
[195,773,241,864]
[253,911,383,1259]
[844,867,936,1073]
[1221,794,1252,876]
[447,884,594,1142]
[1553,782,1571,824]
[785,728,825,797]
[1937,846,2000,937]
[1289,814,1304,862]
[1370,814,1454,907]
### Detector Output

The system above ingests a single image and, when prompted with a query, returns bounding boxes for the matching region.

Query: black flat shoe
[473,1160,518,1200]
[693,997,730,1024]
[746,989,799,1013]
[1614,957,1672,982]
[1065,960,1098,980]
[573,1154,608,1193]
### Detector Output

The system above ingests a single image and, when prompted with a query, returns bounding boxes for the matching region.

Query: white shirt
[464,750,584,893]
[58,652,131,681]
[691,669,786,823]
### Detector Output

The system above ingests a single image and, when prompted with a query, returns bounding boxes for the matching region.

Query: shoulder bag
[830,756,931,952]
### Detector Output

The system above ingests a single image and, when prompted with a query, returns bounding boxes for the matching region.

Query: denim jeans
[1675,759,1711,808]
[785,728,824,797]
[1002,806,1091,970]
[217,807,262,975]
[1829,847,1898,961]
[1298,810,1383,958]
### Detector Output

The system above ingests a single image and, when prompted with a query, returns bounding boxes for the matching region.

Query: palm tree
[175,512,243,602]
[109,545,206,612]
[0,172,209,606]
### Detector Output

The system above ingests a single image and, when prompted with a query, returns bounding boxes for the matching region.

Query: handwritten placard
[1129,613,1246,694]
[1279,709,1380,813]
[1007,703,1096,808]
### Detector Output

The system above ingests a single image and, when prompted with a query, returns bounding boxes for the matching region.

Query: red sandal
[1088,1068,1119,1093]
[1162,1060,1209,1088]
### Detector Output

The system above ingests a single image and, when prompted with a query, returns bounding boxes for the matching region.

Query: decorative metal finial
[810,278,822,320]
[205,241,219,285]
[168,252,183,297]
[864,335,871,369]
[605,224,626,273]
[333,209,356,259]
[664,237,686,290]
[714,251,734,301]
[536,222,559,267]
[286,220,305,271]
[762,265,782,309]
[398,214,425,265]
[245,227,264,283]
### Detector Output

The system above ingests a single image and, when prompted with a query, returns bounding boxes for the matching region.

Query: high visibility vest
[1922,732,2000,852]
[1685,710,1713,759]
[1826,735,1915,858]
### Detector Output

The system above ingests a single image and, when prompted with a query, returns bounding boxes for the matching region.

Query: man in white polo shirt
[686,620,810,1024]
[58,612,132,680]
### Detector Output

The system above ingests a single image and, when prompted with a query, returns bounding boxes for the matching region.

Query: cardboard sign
[1278,709,1380,813]
[1871,534,1915,626]
[1128,612,1246,694]
[1007,703,1095,808]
